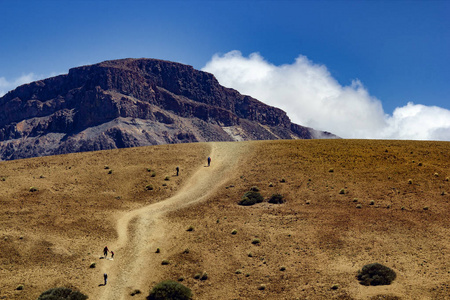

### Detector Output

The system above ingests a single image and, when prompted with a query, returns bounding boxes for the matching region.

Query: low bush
[357,263,396,286]
[250,186,260,192]
[147,280,192,300]
[268,194,284,204]
[37,287,88,300]
[252,238,261,245]
[161,259,170,265]
[29,186,38,192]
[238,190,264,206]
[164,176,170,181]
[145,185,154,191]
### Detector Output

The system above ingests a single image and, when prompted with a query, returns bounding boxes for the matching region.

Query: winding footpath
[93,142,245,300]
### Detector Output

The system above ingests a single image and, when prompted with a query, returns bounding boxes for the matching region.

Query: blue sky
[1,0,449,139]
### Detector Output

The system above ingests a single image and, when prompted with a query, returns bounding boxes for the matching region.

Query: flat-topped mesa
[0,58,338,160]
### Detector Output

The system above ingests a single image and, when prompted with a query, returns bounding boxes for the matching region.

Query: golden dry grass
[1,139,449,299]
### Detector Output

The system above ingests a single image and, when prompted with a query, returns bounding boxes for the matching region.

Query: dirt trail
[94,142,246,300]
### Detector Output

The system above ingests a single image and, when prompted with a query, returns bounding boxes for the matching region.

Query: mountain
[0,58,337,160]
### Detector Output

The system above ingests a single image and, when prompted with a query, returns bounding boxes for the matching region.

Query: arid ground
[0,140,449,299]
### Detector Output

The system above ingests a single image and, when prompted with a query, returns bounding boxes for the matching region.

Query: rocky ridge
[0,58,337,160]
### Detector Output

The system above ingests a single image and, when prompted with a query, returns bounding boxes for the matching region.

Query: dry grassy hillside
[0,139,449,300]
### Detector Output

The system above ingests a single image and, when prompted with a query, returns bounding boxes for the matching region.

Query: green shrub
[357,263,396,286]
[252,238,261,245]
[408,179,413,184]
[89,262,96,268]
[369,200,375,205]
[268,182,274,187]
[329,168,334,173]
[16,285,24,291]
[108,170,113,174]
[164,176,170,181]
[235,269,242,274]
[37,287,88,300]
[151,172,156,177]
[268,194,284,204]
[147,280,192,300]
[131,289,141,296]
[280,178,286,183]
[331,284,339,290]
[145,185,154,191]
[155,248,160,253]
[258,284,266,290]
[339,188,345,194]
[29,186,38,192]
[238,191,264,206]
[200,271,208,281]
[279,266,286,271]
[231,229,237,235]
[104,165,110,169]
[250,186,260,192]
[356,204,362,209]
[193,273,201,279]
[161,259,170,265]
[186,226,194,232]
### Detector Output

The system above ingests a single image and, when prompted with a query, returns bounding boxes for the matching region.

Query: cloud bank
[203,51,450,141]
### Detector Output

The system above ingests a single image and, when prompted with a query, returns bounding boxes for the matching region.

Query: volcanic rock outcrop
[0,58,337,160]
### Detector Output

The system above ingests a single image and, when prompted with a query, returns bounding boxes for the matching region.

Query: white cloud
[203,51,450,141]
[0,73,40,97]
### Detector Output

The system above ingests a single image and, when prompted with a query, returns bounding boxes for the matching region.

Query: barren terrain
[1,139,449,299]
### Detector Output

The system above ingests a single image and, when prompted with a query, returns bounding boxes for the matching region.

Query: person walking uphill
[103,273,108,285]
[207,156,211,167]
[103,246,109,258]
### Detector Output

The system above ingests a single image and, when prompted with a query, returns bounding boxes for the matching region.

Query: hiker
[176,166,179,176]
[111,251,114,259]
[207,156,211,167]
[103,273,108,285]
[103,246,109,258]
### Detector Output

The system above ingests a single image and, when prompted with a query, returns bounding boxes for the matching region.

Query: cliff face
[0,58,337,160]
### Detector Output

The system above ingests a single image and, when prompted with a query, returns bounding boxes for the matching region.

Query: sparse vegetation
[231,229,237,235]
[37,287,88,300]
[147,280,192,300]
[161,259,170,265]
[238,190,264,206]
[29,186,38,192]
[268,182,274,187]
[331,284,339,290]
[186,225,194,232]
[164,175,170,181]
[268,193,284,204]
[151,171,156,177]
[200,271,208,280]
[339,188,345,194]
[145,184,154,191]
[357,263,397,286]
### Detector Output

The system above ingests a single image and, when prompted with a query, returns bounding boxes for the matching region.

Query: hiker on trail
[176,166,179,176]
[111,251,114,259]
[103,273,108,285]
[103,246,109,258]
[207,156,211,167]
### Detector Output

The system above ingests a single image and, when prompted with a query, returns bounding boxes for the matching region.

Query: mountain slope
[0,58,337,160]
